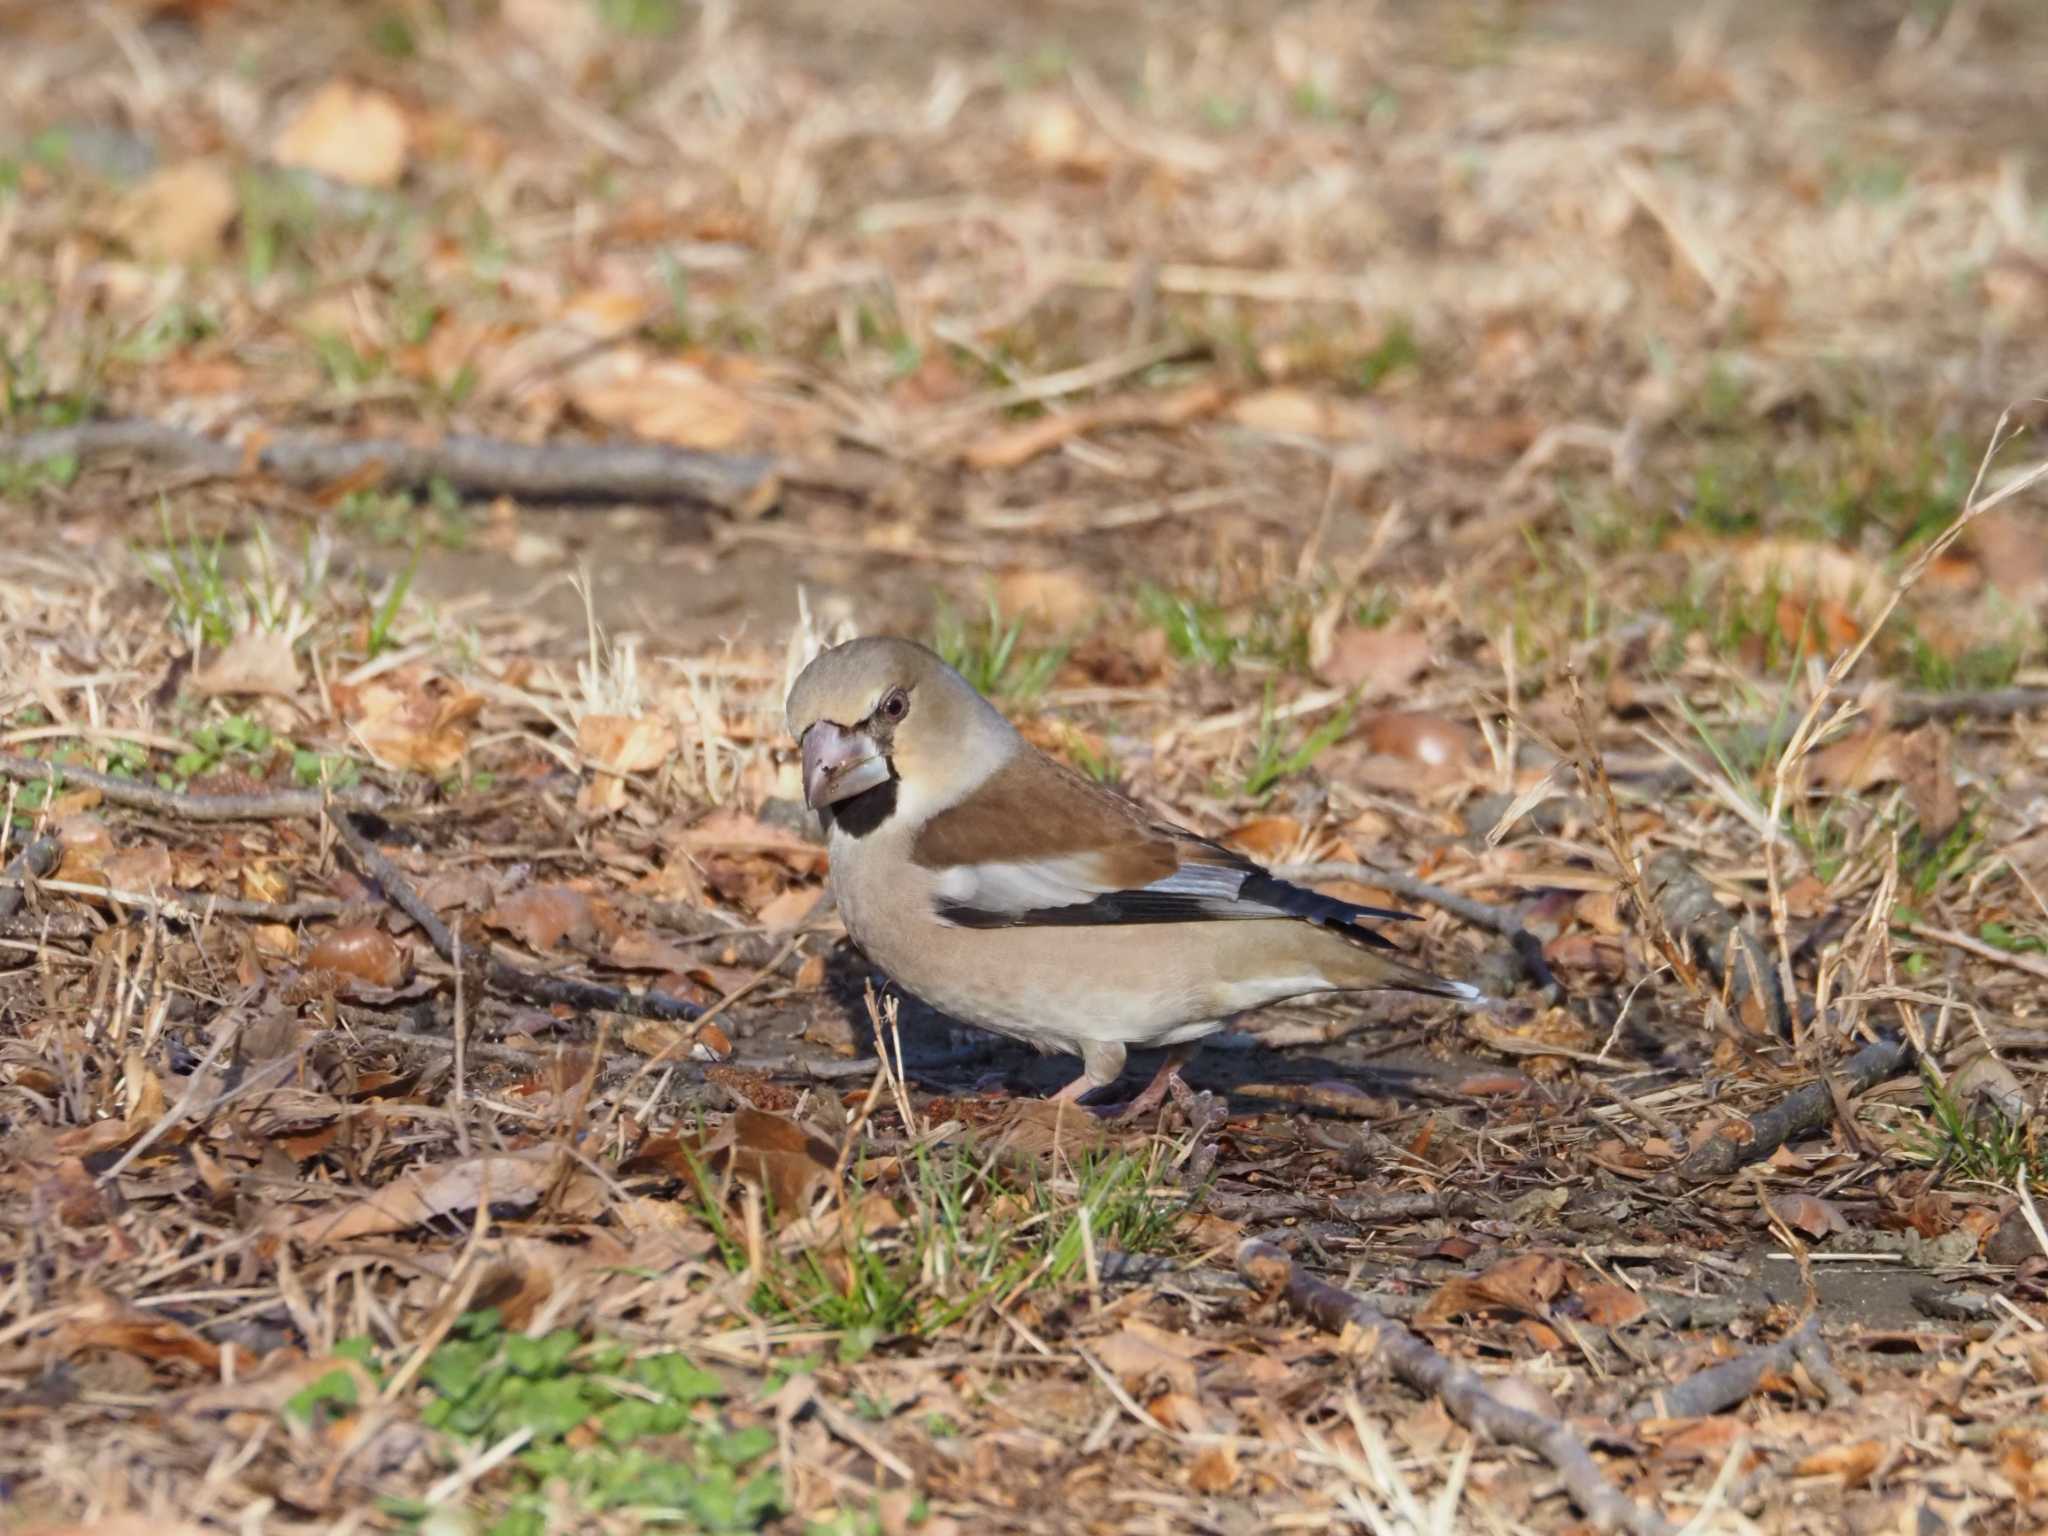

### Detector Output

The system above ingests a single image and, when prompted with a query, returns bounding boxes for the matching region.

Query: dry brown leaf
[1768,1191,1848,1239]
[700,1108,838,1220]
[1355,711,1479,770]
[191,628,303,698]
[1807,727,1898,793]
[48,1289,222,1371]
[273,80,411,188]
[570,354,761,450]
[753,884,822,931]
[1322,626,1433,698]
[1186,1441,1240,1494]
[1093,1320,1201,1394]
[1221,815,1302,862]
[305,925,410,989]
[483,885,603,952]
[1571,1281,1649,1328]
[1896,722,1960,841]
[341,671,482,773]
[993,1097,1115,1157]
[97,844,174,894]
[291,1145,565,1244]
[111,158,238,263]
[1793,1438,1886,1484]
[579,712,677,773]
[994,566,1099,629]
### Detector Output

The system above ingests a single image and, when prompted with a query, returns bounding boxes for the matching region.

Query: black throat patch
[822,775,899,839]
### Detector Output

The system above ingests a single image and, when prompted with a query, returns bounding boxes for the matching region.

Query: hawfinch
[786,637,1480,1115]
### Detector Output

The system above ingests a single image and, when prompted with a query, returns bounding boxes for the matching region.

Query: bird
[785,636,1483,1117]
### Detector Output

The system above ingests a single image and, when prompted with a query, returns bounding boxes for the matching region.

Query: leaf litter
[3,2,2048,1533]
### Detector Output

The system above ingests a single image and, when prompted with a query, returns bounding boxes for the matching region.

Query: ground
[2,0,2048,1531]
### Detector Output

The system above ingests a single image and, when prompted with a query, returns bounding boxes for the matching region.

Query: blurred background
[2,0,2043,669]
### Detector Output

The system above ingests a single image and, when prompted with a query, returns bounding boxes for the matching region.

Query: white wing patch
[932,850,1253,924]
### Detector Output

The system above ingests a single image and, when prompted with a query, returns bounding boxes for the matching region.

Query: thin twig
[1675,1034,1912,1181]
[1899,920,2048,984]
[1629,1314,1846,1419]
[0,876,353,925]
[1239,1239,1670,1536]
[0,419,777,509]
[0,753,385,820]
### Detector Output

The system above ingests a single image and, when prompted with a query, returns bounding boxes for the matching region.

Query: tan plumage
[786,636,1482,1113]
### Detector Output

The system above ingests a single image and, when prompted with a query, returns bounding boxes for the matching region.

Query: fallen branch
[1642,849,1790,1036]
[1629,1314,1850,1420]
[0,419,776,510]
[0,835,60,919]
[1206,1187,1458,1226]
[1239,1238,1670,1536]
[1899,919,2048,985]
[1,753,386,821]
[1676,1034,1912,1181]
[0,876,352,926]
[1273,859,1560,998]
[327,810,704,1025]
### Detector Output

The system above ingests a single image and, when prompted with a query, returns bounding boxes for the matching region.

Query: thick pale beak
[801,722,891,809]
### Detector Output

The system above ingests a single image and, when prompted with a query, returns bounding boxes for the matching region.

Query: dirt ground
[3,0,2048,1531]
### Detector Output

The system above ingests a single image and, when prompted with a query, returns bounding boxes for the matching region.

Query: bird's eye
[879,688,909,722]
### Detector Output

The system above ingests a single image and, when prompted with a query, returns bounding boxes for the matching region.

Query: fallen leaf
[305,925,410,989]
[48,1289,222,1371]
[1322,626,1432,698]
[1807,727,1898,794]
[700,1108,839,1220]
[578,712,677,773]
[484,885,603,952]
[753,884,822,931]
[994,1097,1115,1157]
[1793,1438,1885,1484]
[1570,1281,1649,1328]
[1355,711,1479,770]
[570,354,762,450]
[1186,1441,1240,1494]
[1221,816,1302,862]
[273,80,411,188]
[291,1145,565,1244]
[340,670,482,773]
[1768,1191,1847,1239]
[191,628,303,698]
[111,158,237,263]
[994,566,1099,630]
[1896,722,1959,842]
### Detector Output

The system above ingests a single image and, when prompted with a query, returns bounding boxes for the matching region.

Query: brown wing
[911,747,1413,941]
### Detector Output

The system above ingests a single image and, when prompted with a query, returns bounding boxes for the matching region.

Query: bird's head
[785,636,1015,823]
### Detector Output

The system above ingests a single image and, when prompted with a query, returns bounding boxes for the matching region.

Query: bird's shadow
[820,943,1485,1113]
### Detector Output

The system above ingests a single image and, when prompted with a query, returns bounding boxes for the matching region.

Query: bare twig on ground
[326,810,705,1024]
[0,876,352,925]
[1274,859,1561,997]
[0,419,778,509]
[1643,849,1791,1036]
[0,754,386,820]
[1900,920,2048,984]
[1239,1238,1671,1536]
[1205,1187,1459,1226]
[0,835,60,919]
[1676,1034,1913,1181]
[1629,1314,1850,1420]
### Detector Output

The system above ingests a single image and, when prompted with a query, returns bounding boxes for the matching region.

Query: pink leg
[1116,1045,1196,1120]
